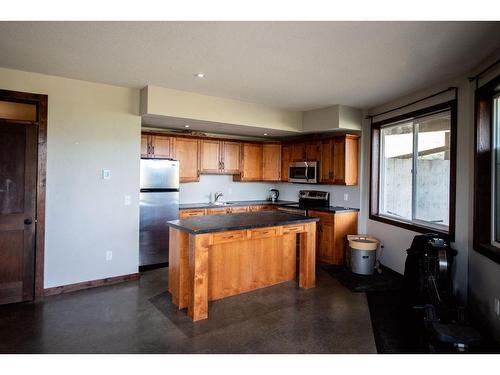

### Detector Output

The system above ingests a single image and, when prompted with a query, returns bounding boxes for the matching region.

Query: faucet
[214,191,224,203]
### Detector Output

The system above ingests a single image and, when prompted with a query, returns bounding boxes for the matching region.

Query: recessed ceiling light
[195,73,205,78]
[263,133,268,136]
[184,125,190,128]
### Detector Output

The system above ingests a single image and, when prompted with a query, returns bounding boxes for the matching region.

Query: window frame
[474,74,500,264]
[370,100,457,240]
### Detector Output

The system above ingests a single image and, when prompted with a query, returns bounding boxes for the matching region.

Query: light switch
[102,169,111,180]
[124,195,131,206]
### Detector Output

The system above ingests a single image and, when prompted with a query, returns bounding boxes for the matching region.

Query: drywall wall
[359,48,500,341]
[141,85,303,133]
[302,105,362,132]
[0,67,141,288]
[179,175,276,204]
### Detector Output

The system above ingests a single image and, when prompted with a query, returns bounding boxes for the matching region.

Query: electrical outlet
[106,251,113,261]
[124,195,131,206]
[495,298,500,316]
[102,169,111,180]
[343,193,349,201]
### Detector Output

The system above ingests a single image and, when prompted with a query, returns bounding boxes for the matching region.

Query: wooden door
[281,144,291,182]
[305,141,320,161]
[0,122,37,304]
[239,143,263,180]
[262,143,281,181]
[320,139,333,183]
[141,134,150,158]
[221,141,241,174]
[291,142,306,161]
[200,139,222,173]
[151,135,172,158]
[173,137,199,182]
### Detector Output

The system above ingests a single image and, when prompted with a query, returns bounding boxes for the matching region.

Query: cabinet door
[262,143,281,181]
[281,144,291,182]
[206,207,229,215]
[179,209,206,219]
[173,137,199,182]
[200,139,222,173]
[151,135,172,158]
[320,139,333,183]
[239,143,263,180]
[308,210,335,263]
[332,137,346,184]
[141,134,150,158]
[291,142,306,161]
[305,141,320,161]
[344,136,359,186]
[332,211,358,265]
[221,141,241,174]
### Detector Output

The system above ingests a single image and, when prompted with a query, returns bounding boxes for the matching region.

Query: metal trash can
[347,235,379,275]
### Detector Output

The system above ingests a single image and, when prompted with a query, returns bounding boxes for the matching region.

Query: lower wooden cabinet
[308,210,358,265]
[179,209,206,219]
[180,205,275,218]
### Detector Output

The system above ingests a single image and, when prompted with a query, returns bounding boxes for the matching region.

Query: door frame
[0,89,47,300]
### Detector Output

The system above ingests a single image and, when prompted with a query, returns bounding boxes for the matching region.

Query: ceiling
[0,21,499,110]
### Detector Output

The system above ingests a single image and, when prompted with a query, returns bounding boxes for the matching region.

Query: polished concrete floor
[0,268,376,353]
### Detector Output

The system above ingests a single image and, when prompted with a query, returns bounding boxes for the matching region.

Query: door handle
[24,218,33,225]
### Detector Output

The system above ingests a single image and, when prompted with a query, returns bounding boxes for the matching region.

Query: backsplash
[179,175,277,204]
[275,182,360,208]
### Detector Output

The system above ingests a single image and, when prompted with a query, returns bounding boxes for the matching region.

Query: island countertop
[166,211,319,235]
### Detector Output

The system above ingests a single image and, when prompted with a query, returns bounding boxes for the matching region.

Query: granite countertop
[179,200,297,210]
[167,211,319,235]
[305,206,360,214]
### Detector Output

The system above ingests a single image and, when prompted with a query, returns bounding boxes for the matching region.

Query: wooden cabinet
[200,139,241,174]
[305,141,321,161]
[320,139,333,183]
[308,210,358,265]
[262,143,281,181]
[173,137,200,182]
[332,135,358,185]
[234,143,263,181]
[200,139,222,173]
[141,134,173,158]
[281,144,291,182]
[179,209,206,219]
[221,141,241,173]
[291,142,306,161]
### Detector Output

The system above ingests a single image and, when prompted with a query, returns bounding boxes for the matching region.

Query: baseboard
[43,273,141,297]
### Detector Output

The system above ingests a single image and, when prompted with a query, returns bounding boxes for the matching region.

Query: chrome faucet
[214,191,224,203]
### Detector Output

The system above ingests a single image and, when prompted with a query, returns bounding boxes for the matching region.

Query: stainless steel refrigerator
[139,158,180,269]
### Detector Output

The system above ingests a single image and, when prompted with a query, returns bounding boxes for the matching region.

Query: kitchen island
[167,211,319,321]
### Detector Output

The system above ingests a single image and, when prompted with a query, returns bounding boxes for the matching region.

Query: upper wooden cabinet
[141,134,173,159]
[332,135,358,186]
[281,144,291,182]
[305,141,321,161]
[200,139,241,174]
[290,142,306,161]
[173,137,200,182]
[262,143,281,181]
[221,141,241,173]
[234,142,263,181]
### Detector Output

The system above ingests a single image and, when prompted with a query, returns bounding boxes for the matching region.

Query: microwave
[288,161,318,184]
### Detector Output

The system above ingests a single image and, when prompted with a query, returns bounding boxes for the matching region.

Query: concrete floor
[0,268,377,353]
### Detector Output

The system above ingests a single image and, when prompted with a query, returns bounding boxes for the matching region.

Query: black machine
[403,233,483,352]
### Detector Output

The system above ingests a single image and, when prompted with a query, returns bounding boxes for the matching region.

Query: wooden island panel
[168,222,316,321]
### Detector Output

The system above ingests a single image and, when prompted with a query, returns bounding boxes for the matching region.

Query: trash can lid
[347,235,379,251]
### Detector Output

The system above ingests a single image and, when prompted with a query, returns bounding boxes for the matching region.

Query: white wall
[0,67,141,288]
[180,175,277,203]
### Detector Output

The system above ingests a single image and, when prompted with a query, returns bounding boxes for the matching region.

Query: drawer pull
[222,235,234,240]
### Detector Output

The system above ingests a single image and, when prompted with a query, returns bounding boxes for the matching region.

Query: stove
[277,190,330,216]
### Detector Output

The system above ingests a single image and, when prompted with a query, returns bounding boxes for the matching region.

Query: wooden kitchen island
[166,211,319,321]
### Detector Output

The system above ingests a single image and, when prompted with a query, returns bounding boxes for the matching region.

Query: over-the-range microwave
[288,161,318,184]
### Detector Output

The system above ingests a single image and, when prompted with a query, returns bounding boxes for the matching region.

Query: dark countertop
[307,206,360,214]
[179,200,297,210]
[167,211,319,235]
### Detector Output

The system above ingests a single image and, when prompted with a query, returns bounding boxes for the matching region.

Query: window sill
[369,214,453,241]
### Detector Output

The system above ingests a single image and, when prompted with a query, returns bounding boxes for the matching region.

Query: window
[371,102,456,237]
[474,73,500,264]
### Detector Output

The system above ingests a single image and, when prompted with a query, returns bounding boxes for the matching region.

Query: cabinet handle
[222,235,235,240]
[151,146,155,155]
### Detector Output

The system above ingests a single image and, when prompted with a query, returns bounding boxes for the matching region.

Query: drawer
[229,206,249,213]
[179,209,206,219]
[307,210,334,224]
[212,230,245,244]
[282,224,305,234]
[249,205,264,212]
[248,226,279,239]
[206,208,229,215]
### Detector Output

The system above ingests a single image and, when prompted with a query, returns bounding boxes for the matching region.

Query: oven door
[288,161,318,183]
